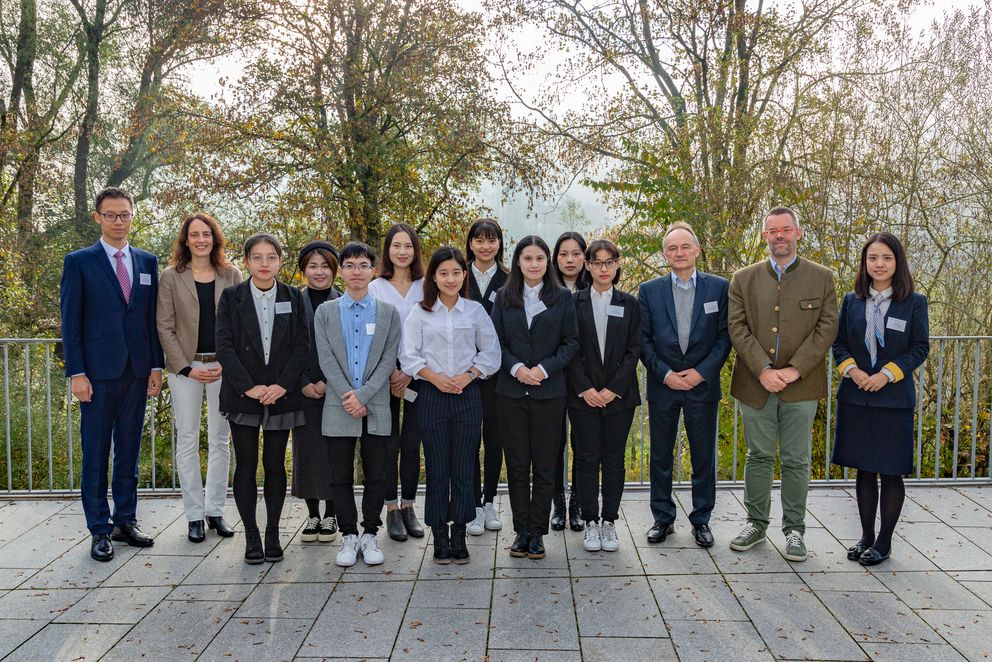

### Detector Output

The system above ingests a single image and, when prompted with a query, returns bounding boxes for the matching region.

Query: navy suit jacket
[60,242,164,380]
[638,271,731,403]
[833,291,929,409]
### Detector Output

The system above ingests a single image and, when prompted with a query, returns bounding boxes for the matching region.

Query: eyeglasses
[248,254,280,264]
[341,263,373,272]
[764,227,797,237]
[589,259,619,270]
[98,212,133,223]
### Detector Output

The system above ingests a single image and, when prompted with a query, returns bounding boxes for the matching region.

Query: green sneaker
[784,530,808,562]
[729,522,766,551]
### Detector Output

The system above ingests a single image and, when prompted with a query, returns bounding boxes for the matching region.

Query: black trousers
[553,410,579,495]
[387,386,421,502]
[648,397,718,526]
[326,420,388,536]
[570,406,635,523]
[499,394,566,535]
[474,376,503,506]
[230,423,290,532]
[419,381,483,527]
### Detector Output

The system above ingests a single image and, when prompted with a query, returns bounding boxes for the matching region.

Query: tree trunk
[72,0,108,242]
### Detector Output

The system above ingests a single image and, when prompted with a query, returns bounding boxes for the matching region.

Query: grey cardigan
[313,296,401,437]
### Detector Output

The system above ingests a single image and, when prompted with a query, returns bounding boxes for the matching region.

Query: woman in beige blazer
[157,212,242,543]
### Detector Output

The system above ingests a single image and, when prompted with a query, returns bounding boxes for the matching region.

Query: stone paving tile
[572,575,665,637]
[707,536,795,574]
[489,577,579,651]
[851,535,941,572]
[639,545,720,575]
[0,619,46,658]
[54,585,171,624]
[494,530,569,569]
[0,514,89,569]
[580,636,678,661]
[102,552,201,587]
[961,580,992,607]
[858,641,968,661]
[873,569,989,610]
[180,542,271,584]
[916,609,992,661]
[417,542,496,580]
[815,590,944,644]
[665,619,775,662]
[766,526,852,573]
[0,501,72,548]
[236,582,333,619]
[4,622,129,661]
[101,599,239,661]
[391,607,488,661]
[648,574,748,621]
[898,521,992,571]
[0,567,31,589]
[300,580,413,658]
[798,571,889,592]
[199,616,313,662]
[146,514,225,557]
[806,492,865,539]
[495,566,572,579]
[897,492,945,523]
[339,536,427,579]
[908,486,992,527]
[487,651,581,662]
[0,587,87,620]
[566,522,645,577]
[956,486,992,512]
[165,583,256,602]
[409,578,492,609]
[955,523,992,550]
[20,537,141,589]
[947,569,992,582]
[261,543,345,584]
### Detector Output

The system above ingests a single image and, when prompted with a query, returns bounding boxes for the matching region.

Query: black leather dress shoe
[858,547,890,566]
[91,534,114,562]
[567,491,584,532]
[550,492,566,531]
[509,532,530,557]
[188,520,206,543]
[244,528,264,564]
[527,533,546,559]
[432,526,452,565]
[646,521,675,544]
[401,506,425,538]
[387,509,408,541]
[450,524,470,564]
[264,528,283,562]
[111,523,154,547]
[847,540,871,561]
[693,524,714,548]
[206,516,235,538]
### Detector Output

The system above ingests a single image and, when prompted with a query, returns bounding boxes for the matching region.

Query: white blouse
[400,296,501,379]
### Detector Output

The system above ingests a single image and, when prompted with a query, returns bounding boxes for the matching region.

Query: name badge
[488,290,497,303]
[704,301,719,314]
[402,388,418,403]
[526,301,547,317]
[275,301,292,314]
[366,322,376,335]
[139,273,151,286]
[607,304,625,318]
[886,317,907,332]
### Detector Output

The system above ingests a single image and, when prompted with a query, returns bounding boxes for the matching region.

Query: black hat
[298,241,339,271]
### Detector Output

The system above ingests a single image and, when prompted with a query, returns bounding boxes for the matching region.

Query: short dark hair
[94,187,134,212]
[465,218,508,272]
[243,232,282,259]
[421,246,469,311]
[585,239,622,285]
[854,232,914,301]
[552,231,591,290]
[379,223,424,281]
[339,241,376,265]
[499,235,563,308]
[764,206,799,227]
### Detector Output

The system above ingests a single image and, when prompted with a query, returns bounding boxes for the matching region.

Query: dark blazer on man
[566,288,642,413]
[491,287,579,400]
[215,280,309,415]
[638,271,731,402]
[833,291,929,409]
[468,266,508,315]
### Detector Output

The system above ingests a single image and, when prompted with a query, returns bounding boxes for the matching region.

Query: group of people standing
[60,187,929,571]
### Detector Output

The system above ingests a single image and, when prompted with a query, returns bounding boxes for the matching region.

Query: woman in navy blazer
[832,232,929,566]
[491,235,579,560]
[566,239,641,553]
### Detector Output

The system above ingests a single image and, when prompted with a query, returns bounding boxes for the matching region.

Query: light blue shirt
[100,238,133,287]
[769,255,797,281]
[670,270,697,290]
[340,293,377,389]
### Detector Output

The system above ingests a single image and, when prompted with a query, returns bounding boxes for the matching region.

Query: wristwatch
[466,370,478,380]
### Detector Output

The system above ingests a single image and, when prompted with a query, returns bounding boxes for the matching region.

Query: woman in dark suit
[491,235,579,560]
[216,233,309,564]
[567,239,641,553]
[832,232,929,566]
[292,242,340,543]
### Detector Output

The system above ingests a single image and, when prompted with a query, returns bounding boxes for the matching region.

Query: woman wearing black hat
[292,241,342,543]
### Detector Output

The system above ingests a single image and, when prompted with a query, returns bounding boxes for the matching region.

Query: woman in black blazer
[491,235,579,560]
[832,232,929,566]
[566,239,641,553]
[216,233,309,565]
[464,219,509,536]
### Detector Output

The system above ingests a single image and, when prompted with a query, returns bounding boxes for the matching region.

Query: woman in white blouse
[368,222,426,540]
[400,246,500,564]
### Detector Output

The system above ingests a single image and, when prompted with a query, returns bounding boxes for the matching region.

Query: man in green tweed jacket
[726,206,839,562]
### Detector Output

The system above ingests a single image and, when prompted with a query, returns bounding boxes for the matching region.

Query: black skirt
[832,401,914,475]
[291,397,334,499]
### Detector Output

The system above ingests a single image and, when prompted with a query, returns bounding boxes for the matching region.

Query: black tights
[231,423,290,532]
[305,499,334,519]
[855,470,905,556]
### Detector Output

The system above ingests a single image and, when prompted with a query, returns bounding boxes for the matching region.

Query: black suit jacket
[300,286,340,389]
[491,287,579,400]
[467,264,508,314]
[216,280,309,415]
[566,288,642,413]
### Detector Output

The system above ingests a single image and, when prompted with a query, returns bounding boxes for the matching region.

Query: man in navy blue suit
[638,222,731,547]
[61,187,164,561]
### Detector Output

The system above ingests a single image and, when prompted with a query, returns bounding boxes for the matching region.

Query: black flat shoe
[264,528,283,562]
[509,532,530,557]
[567,491,584,531]
[244,528,263,564]
[847,541,871,561]
[111,523,154,547]
[432,526,452,565]
[646,521,675,544]
[206,516,235,537]
[526,533,546,559]
[90,534,114,562]
[188,520,205,543]
[401,506,425,538]
[693,524,714,548]
[387,509,408,541]
[858,547,890,566]
[550,492,566,531]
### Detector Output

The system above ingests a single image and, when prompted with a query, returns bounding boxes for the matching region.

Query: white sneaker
[336,534,359,567]
[582,522,602,552]
[359,532,384,565]
[466,507,486,536]
[483,502,502,531]
[600,521,620,552]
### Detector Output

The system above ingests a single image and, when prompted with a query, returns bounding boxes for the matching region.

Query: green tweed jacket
[728,256,839,409]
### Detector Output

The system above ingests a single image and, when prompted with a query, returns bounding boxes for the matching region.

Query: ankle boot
[244,528,263,565]
[550,492,566,531]
[264,528,283,562]
[450,524,470,564]
[401,505,425,538]
[386,509,408,542]
[567,490,584,531]
[432,526,451,564]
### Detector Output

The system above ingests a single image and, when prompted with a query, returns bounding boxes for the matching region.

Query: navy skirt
[832,401,914,475]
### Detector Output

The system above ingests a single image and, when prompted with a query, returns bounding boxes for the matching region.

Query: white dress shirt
[368,277,424,353]
[100,238,133,286]
[250,280,277,364]
[590,286,613,361]
[510,282,550,379]
[400,296,501,379]
[843,286,895,381]
[472,262,498,296]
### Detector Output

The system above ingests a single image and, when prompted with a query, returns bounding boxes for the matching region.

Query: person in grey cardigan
[313,242,401,568]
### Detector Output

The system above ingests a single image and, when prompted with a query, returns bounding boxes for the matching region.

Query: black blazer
[300,286,340,389]
[467,264,508,315]
[833,291,929,409]
[491,286,579,400]
[566,288,642,413]
[216,280,309,415]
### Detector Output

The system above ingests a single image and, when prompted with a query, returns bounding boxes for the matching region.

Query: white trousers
[170,361,230,521]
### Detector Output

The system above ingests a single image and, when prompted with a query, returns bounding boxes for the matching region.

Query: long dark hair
[854,232,914,301]
[465,218,508,272]
[170,212,230,272]
[552,231,591,290]
[420,246,470,311]
[378,223,424,281]
[499,235,563,308]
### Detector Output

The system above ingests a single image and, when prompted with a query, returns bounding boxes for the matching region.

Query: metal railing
[1,336,990,495]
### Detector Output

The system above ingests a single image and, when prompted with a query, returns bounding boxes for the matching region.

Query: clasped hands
[514,365,545,387]
[189,364,222,384]
[663,368,705,391]
[758,366,800,393]
[848,367,890,392]
[245,383,288,405]
[580,387,619,408]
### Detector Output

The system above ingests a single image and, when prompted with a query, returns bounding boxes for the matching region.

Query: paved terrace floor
[0,485,990,661]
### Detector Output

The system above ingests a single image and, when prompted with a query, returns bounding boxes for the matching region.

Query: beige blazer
[157,264,242,374]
